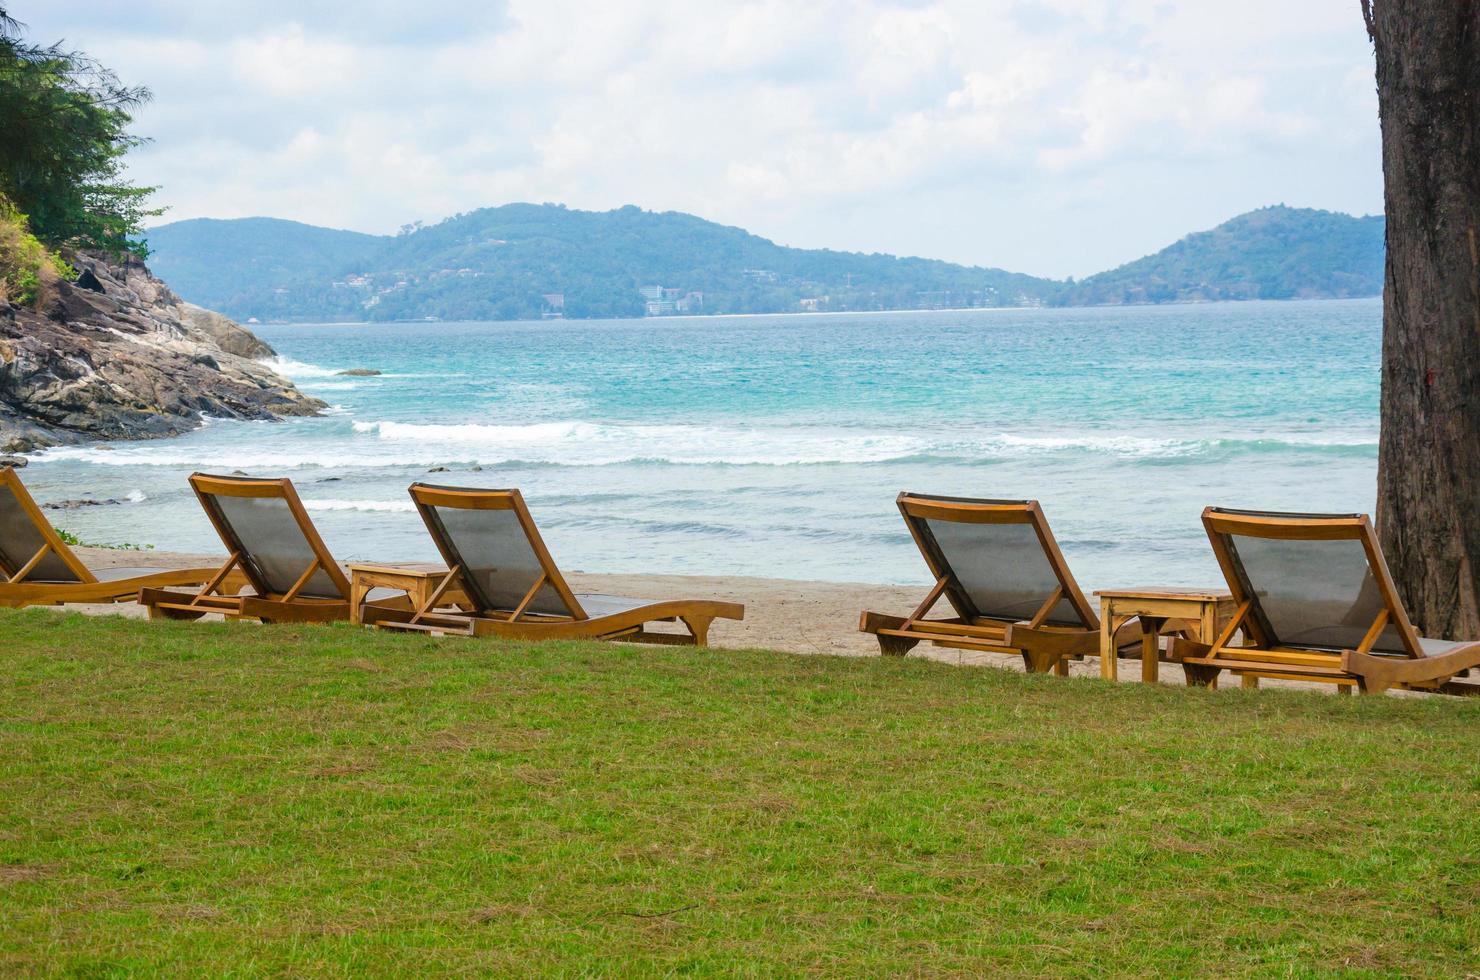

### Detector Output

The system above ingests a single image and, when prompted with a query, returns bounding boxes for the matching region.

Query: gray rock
[427,466,450,473]
[0,253,322,451]
[75,267,105,293]
[0,455,26,468]
[43,497,122,510]
[336,368,382,377]
[178,302,277,359]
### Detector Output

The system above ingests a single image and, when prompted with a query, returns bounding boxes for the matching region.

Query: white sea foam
[264,356,344,379]
[301,499,417,513]
[30,418,1379,470]
[125,489,147,503]
[349,419,927,466]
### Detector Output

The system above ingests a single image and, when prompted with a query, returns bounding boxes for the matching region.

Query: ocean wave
[31,419,1377,470]
[264,356,345,379]
[301,499,417,513]
[348,419,927,466]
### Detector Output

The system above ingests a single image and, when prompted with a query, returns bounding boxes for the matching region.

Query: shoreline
[248,294,1381,328]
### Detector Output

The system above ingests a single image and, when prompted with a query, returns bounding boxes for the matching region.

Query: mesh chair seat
[1417,636,1480,657]
[0,470,86,583]
[573,594,666,618]
[93,566,181,582]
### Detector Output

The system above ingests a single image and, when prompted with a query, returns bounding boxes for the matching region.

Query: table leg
[1141,616,1165,683]
[349,579,365,625]
[1100,605,1117,681]
[1241,674,1259,690]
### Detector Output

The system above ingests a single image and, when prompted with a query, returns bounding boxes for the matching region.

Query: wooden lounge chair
[0,465,234,607]
[1173,507,1480,695]
[859,493,1136,674]
[372,483,744,644]
[138,473,406,624]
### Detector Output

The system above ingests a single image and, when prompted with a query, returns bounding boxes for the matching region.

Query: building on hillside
[638,283,705,316]
[542,293,565,318]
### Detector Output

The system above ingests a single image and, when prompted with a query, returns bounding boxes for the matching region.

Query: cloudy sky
[22,1,1379,278]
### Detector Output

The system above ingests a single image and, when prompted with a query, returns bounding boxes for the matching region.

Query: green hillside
[143,217,385,314]
[1053,206,1384,305]
[146,204,1054,321]
[144,203,1386,322]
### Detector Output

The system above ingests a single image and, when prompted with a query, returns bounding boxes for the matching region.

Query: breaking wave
[32,417,1377,470]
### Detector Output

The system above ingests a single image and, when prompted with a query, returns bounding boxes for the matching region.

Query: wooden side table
[1094,588,1237,684]
[347,563,469,625]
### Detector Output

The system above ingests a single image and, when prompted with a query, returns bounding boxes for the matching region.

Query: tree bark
[1367,1,1480,639]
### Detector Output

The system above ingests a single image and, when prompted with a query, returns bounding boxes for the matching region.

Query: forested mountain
[144,203,1385,322]
[147,204,1054,321]
[1051,206,1384,305]
[143,217,384,315]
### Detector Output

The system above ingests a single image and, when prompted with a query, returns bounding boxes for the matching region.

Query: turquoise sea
[25,299,1380,588]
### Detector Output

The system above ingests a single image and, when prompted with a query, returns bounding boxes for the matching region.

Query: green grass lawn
[2,609,1479,977]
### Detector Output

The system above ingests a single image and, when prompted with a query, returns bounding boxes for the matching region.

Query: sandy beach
[64,545,1357,692]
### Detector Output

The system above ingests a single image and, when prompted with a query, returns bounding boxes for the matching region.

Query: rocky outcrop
[0,255,323,453]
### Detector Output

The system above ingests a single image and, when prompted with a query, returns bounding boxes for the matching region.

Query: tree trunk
[1366,1,1480,640]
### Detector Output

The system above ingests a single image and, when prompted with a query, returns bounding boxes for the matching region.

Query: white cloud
[20,0,1380,277]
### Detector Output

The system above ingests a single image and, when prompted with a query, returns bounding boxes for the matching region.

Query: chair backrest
[1203,507,1422,657]
[408,484,584,619]
[0,466,96,584]
[190,473,348,600]
[896,492,1097,629]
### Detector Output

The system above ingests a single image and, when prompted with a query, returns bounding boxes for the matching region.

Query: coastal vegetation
[2,609,1478,974]
[145,204,1385,323]
[0,7,157,259]
[0,195,70,307]
[0,7,155,309]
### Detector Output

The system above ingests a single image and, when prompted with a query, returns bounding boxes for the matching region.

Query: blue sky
[22,1,1380,278]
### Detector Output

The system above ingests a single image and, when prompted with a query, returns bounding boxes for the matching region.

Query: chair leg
[147,604,207,622]
[1183,662,1222,689]
[876,634,920,657]
[1021,648,1062,674]
[679,614,714,647]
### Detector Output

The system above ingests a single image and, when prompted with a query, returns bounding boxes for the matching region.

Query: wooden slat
[877,627,1017,654]
[1215,647,1344,667]
[379,621,476,636]
[8,544,50,584]
[1181,655,1349,677]
[890,621,1008,639]
[1027,586,1063,629]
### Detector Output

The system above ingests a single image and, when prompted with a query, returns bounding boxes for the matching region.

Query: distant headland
[146,203,1383,323]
